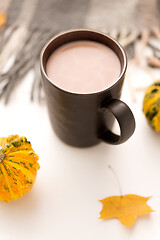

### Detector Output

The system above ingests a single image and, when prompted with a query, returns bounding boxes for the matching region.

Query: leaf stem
[108,165,122,197]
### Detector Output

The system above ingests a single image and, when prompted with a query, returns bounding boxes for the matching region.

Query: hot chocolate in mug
[40,29,135,147]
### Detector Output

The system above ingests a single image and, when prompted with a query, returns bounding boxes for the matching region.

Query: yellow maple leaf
[99,194,154,226]
[0,13,7,28]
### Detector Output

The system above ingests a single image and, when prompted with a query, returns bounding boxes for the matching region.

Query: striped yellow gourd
[0,135,39,202]
[143,81,160,132]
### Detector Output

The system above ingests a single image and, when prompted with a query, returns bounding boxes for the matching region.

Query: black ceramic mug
[41,29,135,147]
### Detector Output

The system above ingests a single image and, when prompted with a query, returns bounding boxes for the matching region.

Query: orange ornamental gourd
[0,135,40,202]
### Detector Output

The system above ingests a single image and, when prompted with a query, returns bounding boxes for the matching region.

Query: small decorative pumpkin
[0,135,39,202]
[143,80,160,132]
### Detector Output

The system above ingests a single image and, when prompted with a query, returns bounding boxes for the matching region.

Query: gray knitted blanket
[0,0,160,103]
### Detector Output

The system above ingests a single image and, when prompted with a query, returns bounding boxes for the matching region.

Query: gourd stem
[0,147,4,162]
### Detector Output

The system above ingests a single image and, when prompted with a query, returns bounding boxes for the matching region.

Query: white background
[0,66,160,240]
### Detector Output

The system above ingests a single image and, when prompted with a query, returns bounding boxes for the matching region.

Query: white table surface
[0,67,160,240]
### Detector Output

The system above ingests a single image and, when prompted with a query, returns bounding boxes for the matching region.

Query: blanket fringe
[0,26,55,103]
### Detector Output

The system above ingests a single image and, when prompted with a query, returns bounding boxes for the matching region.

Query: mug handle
[99,99,135,145]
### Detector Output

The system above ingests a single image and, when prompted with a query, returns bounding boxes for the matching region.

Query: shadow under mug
[40,29,135,147]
